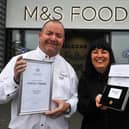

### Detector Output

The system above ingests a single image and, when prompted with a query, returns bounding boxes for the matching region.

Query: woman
[77,38,129,129]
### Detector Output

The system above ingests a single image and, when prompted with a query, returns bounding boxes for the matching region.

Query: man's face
[39,21,64,57]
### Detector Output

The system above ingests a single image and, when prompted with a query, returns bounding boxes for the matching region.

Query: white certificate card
[18,59,53,115]
[108,64,129,87]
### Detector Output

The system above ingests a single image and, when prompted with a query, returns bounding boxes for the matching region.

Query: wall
[0,1,10,129]
[0,0,6,71]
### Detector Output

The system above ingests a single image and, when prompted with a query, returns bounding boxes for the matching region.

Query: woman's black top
[77,72,129,129]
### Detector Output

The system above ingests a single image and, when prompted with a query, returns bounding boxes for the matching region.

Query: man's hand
[14,56,27,83]
[43,99,70,117]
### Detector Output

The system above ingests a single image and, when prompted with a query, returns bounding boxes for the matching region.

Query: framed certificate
[101,84,129,111]
[18,59,53,115]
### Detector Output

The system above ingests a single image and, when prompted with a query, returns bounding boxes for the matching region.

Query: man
[0,20,78,129]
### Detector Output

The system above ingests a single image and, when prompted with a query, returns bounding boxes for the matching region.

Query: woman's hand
[95,94,107,110]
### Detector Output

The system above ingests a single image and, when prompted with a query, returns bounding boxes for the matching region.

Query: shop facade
[0,0,129,129]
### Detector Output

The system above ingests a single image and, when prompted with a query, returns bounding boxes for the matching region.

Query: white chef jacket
[0,47,78,129]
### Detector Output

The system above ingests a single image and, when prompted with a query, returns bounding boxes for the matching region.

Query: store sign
[6,0,129,29]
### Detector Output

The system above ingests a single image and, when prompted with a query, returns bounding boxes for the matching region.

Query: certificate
[18,59,53,115]
[108,64,129,87]
[108,64,129,77]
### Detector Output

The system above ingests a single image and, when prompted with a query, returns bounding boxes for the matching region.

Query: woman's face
[91,48,110,73]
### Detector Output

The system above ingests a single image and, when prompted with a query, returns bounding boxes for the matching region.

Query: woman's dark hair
[84,38,115,76]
